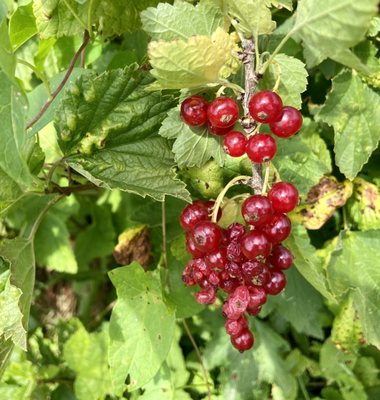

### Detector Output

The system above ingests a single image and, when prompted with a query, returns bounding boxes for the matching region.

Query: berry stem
[211,175,251,223]
[261,162,271,195]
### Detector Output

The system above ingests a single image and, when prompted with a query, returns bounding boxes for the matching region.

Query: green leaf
[258,54,308,109]
[0,170,23,214]
[224,0,276,36]
[64,323,113,400]
[272,268,325,339]
[285,224,335,302]
[272,118,332,195]
[55,66,190,202]
[34,209,78,274]
[271,0,292,10]
[148,27,238,90]
[346,178,380,231]
[159,108,225,168]
[320,339,366,400]
[327,230,380,348]
[141,0,225,41]
[108,263,176,393]
[0,70,34,189]
[0,9,15,79]
[293,0,378,70]
[0,268,26,350]
[9,3,37,51]
[316,71,380,179]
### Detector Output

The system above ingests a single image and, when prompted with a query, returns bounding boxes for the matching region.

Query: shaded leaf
[9,3,37,51]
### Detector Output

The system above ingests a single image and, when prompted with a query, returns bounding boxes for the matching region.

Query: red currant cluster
[180,91,302,161]
[180,184,299,352]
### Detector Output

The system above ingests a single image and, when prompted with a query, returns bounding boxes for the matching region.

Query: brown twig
[182,320,212,400]
[241,38,263,191]
[48,183,99,196]
[26,30,90,131]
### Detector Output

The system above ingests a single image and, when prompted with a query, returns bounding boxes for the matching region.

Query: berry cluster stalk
[241,38,263,192]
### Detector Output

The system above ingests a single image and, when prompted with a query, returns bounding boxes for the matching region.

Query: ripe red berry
[241,260,265,279]
[248,286,267,308]
[180,202,209,231]
[225,316,248,337]
[251,265,271,287]
[268,182,299,213]
[208,123,233,136]
[246,134,277,163]
[240,230,272,260]
[226,240,245,263]
[248,90,283,123]
[225,261,242,278]
[265,269,286,295]
[226,223,246,242]
[202,200,222,220]
[205,247,227,270]
[220,277,240,294]
[223,131,247,157]
[222,286,250,320]
[269,245,293,270]
[241,195,273,227]
[207,96,239,129]
[231,328,254,352]
[192,221,222,253]
[185,233,205,258]
[263,213,292,243]
[195,287,217,304]
[269,106,303,138]
[180,96,209,126]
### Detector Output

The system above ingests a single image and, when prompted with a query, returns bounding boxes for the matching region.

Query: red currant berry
[263,213,292,243]
[180,202,209,231]
[207,96,239,129]
[223,131,247,157]
[251,265,271,287]
[182,261,196,286]
[195,287,217,304]
[225,316,248,337]
[205,247,227,270]
[180,96,209,126]
[226,240,245,263]
[222,286,250,320]
[240,231,272,260]
[202,200,222,221]
[248,90,283,123]
[241,195,273,227]
[241,260,265,279]
[185,233,205,258]
[225,261,242,278]
[265,269,286,295]
[192,221,222,253]
[208,271,220,286]
[208,123,233,136]
[248,286,267,308]
[220,277,240,294]
[231,329,254,352]
[268,182,299,213]
[226,223,246,242]
[246,134,277,163]
[269,245,293,270]
[269,106,303,138]
[246,305,262,316]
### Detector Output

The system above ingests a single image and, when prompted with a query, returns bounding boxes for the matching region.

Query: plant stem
[161,200,167,268]
[26,30,90,131]
[212,175,251,222]
[17,59,51,96]
[182,320,212,400]
[261,163,271,195]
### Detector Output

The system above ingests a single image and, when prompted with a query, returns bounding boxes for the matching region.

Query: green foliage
[1,0,380,398]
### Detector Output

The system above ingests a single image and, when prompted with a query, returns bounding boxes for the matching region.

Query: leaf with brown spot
[290,176,353,229]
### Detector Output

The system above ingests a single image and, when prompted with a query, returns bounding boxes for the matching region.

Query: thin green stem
[342,207,349,231]
[17,59,51,96]
[27,195,64,240]
[45,158,64,191]
[254,32,260,72]
[212,175,251,222]
[87,0,95,38]
[259,28,295,75]
[182,320,212,400]
[161,200,167,268]
[298,376,311,400]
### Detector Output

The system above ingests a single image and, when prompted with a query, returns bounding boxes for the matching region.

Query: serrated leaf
[327,230,380,348]
[0,269,26,350]
[285,224,335,302]
[293,0,378,70]
[0,70,34,189]
[316,71,380,179]
[64,323,113,400]
[258,54,308,109]
[0,10,15,79]
[272,268,325,339]
[108,263,176,393]
[55,66,190,202]
[272,119,332,196]
[224,0,276,36]
[34,210,78,274]
[9,3,37,51]
[148,28,238,90]
[141,1,225,41]
[347,178,380,231]
[159,108,225,168]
